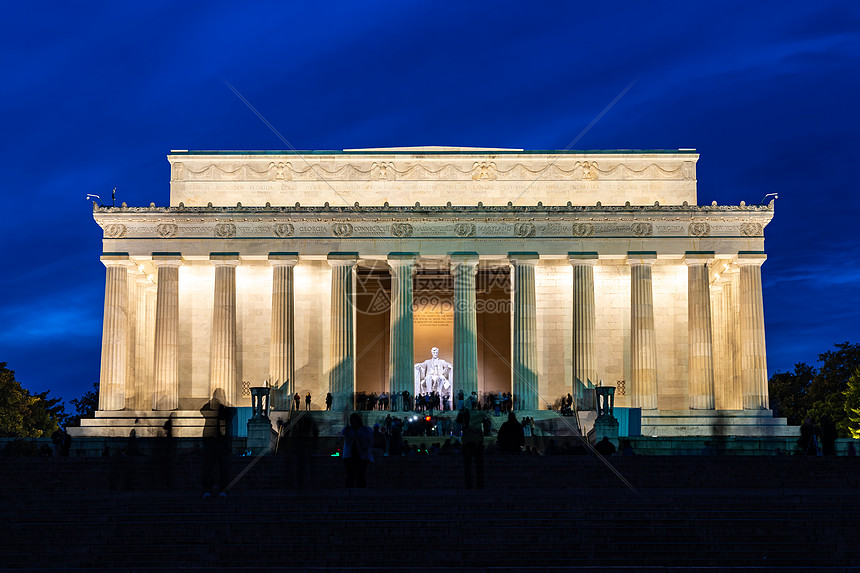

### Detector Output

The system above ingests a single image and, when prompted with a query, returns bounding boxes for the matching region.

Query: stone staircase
[640,409,799,437]
[1,455,858,570]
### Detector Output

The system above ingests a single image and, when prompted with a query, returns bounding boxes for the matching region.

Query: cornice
[94,200,774,216]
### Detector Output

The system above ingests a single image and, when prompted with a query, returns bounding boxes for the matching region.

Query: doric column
[724,267,743,409]
[152,254,182,411]
[710,279,727,408]
[98,254,133,411]
[133,274,154,411]
[451,253,479,398]
[685,252,715,410]
[210,253,239,405]
[628,252,658,410]
[738,252,768,410]
[328,253,358,411]
[125,269,139,410]
[126,272,145,410]
[510,253,539,411]
[388,253,417,406]
[570,252,598,410]
[269,253,298,410]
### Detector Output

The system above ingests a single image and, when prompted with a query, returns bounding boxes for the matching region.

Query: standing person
[60,430,72,457]
[595,436,616,456]
[305,392,312,411]
[325,392,333,411]
[457,408,486,489]
[51,428,63,457]
[497,411,525,454]
[293,392,301,411]
[201,389,233,498]
[799,417,820,456]
[341,413,374,488]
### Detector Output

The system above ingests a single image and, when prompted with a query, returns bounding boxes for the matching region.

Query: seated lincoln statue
[414,347,453,396]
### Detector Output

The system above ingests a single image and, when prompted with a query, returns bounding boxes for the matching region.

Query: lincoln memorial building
[76,147,793,438]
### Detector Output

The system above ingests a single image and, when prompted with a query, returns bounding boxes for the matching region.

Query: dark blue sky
[2,1,858,402]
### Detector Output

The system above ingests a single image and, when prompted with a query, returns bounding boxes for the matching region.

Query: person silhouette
[201,388,233,498]
[342,413,373,488]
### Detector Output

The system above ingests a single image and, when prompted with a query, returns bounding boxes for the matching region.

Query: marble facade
[75,147,791,437]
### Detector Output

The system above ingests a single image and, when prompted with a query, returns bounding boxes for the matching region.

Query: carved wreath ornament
[391,223,413,237]
[156,224,177,238]
[632,223,653,237]
[572,223,594,237]
[689,222,711,237]
[214,223,236,238]
[332,223,353,237]
[740,222,763,237]
[273,223,294,238]
[454,223,476,237]
[103,224,127,238]
[514,223,536,238]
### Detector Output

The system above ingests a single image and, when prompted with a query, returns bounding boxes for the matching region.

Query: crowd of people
[338,408,630,488]
[350,389,530,414]
[281,389,586,417]
[340,410,594,459]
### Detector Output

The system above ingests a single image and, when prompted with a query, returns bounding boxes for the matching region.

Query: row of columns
[573,250,766,411]
[98,249,768,413]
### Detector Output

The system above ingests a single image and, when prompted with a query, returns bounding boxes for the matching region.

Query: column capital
[508,252,539,266]
[210,252,240,266]
[101,253,135,269]
[569,252,599,266]
[449,252,479,266]
[737,251,767,266]
[387,252,419,265]
[327,252,359,267]
[268,252,299,267]
[684,251,715,266]
[626,251,657,266]
[151,252,183,267]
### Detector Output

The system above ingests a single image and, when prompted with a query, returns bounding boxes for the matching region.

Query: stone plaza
[73,147,796,440]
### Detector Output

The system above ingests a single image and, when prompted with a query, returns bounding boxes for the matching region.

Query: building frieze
[169,158,696,183]
[94,202,772,240]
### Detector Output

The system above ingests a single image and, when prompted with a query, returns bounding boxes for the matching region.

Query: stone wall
[293,261,331,400]
[535,261,572,406]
